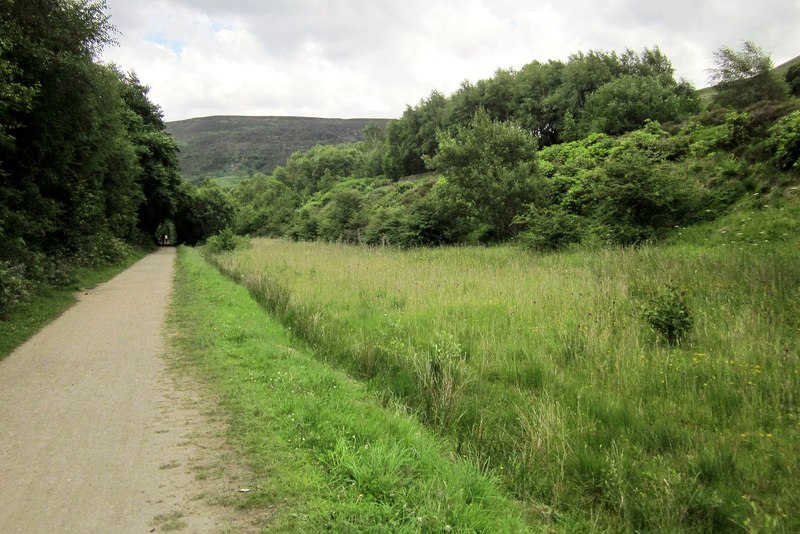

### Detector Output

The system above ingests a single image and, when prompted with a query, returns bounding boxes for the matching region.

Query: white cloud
[101,0,800,121]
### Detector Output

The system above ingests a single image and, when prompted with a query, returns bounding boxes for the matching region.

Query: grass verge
[169,246,530,532]
[0,247,150,360]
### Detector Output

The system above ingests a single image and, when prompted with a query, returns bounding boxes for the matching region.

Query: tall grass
[173,247,529,532]
[208,231,799,531]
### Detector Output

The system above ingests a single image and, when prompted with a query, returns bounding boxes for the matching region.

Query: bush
[205,228,249,253]
[593,132,704,245]
[640,285,693,344]
[517,207,585,251]
[316,187,367,242]
[766,111,800,171]
[0,260,31,318]
[76,233,134,268]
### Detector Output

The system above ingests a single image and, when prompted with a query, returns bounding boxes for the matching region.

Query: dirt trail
[0,248,238,533]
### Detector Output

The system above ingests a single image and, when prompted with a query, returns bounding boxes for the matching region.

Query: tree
[0,39,36,158]
[0,0,140,258]
[175,182,235,245]
[233,173,299,236]
[0,0,192,317]
[278,143,361,195]
[515,60,565,146]
[576,75,698,137]
[427,109,540,240]
[708,41,787,108]
[383,91,450,179]
[113,69,186,242]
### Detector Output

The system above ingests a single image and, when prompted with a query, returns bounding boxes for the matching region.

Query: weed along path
[0,247,233,533]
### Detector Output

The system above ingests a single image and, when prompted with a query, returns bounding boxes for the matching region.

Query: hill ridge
[166,115,389,183]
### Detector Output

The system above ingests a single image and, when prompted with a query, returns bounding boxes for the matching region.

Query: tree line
[0,0,225,315]
[228,42,799,249]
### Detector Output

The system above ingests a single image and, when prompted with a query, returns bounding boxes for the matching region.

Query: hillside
[166,115,389,183]
[774,53,800,77]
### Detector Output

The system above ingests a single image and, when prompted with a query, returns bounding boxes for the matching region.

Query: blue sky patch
[144,32,185,55]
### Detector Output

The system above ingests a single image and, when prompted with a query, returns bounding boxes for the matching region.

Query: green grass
[151,511,187,531]
[169,247,530,532]
[210,174,249,188]
[0,248,149,360]
[206,199,800,531]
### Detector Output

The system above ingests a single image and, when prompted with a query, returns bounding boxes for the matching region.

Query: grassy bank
[0,248,150,359]
[207,207,799,531]
[170,247,530,532]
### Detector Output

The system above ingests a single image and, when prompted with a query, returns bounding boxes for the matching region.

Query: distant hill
[166,115,390,184]
[774,54,800,78]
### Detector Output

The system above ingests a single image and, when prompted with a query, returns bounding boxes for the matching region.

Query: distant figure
[161,234,169,246]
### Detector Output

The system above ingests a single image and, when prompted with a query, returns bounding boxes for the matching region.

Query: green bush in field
[316,187,367,242]
[205,228,249,253]
[594,150,702,245]
[640,285,693,344]
[516,206,585,251]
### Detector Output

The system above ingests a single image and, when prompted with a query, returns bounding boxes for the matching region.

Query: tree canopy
[227,41,798,252]
[0,0,197,314]
[380,47,699,179]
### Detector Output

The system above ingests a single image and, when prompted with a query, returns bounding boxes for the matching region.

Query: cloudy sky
[100,0,800,122]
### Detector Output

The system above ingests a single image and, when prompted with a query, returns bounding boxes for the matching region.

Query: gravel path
[0,247,233,533]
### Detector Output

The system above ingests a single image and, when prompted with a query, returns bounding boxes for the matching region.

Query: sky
[100,0,800,122]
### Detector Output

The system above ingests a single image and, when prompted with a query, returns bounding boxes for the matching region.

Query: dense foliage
[0,0,205,315]
[230,45,798,250]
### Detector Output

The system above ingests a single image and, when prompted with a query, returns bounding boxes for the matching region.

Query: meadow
[171,247,528,532]
[207,204,799,531]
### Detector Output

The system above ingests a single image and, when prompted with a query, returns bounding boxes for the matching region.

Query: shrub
[79,233,134,267]
[315,187,367,242]
[0,260,31,318]
[640,285,693,344]
[205,228,249,253]
[766,111,800,171]
[516,207,585,251]
[591,128,706,245]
